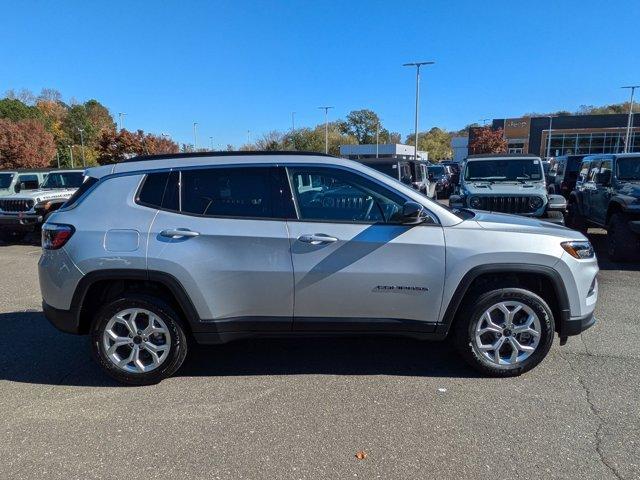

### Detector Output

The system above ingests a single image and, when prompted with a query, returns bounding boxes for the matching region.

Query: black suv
[547,155,585,198]
[566,153,640,261]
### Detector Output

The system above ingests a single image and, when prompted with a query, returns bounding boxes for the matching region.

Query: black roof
[123,150,337,163]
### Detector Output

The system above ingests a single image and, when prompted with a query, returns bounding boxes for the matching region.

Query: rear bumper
[42,300,81,334]
[559,311,596,337]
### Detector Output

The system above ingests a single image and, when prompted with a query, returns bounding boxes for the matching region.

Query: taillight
[42,223,75,250]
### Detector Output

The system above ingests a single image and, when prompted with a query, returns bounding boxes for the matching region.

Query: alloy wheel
[102,308,172,373]
[473,301,541,366]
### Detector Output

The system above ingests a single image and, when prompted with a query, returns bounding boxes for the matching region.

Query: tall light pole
[622,85,639,153]
[77,127,86,167]
[118,112,126,131]
[291,112,296,132]
[247,130,251,145]
[318,106,334,154]
[376,121,380,158]
[210,136,214,151]
[403,61,434,160]
[193,122,198,150]
[68,145,74,168]
[546,115,554,159]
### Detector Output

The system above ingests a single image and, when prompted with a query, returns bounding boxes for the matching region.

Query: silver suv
[38,152,598,385]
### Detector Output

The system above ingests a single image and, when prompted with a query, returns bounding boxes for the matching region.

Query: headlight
[530,196,544,210]
[561,241,595,259]
[470,197,482,209]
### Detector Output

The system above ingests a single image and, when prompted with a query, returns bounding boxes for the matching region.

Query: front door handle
[160,229,200,238]
[298,233,339,245]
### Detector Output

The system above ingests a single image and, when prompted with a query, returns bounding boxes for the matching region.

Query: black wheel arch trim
[70,269,200,333]
[436,263,571,336]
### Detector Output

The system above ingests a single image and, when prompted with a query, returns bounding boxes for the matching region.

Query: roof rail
[122,150,338,163]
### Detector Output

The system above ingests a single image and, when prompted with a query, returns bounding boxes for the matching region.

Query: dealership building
[467,114,640,158]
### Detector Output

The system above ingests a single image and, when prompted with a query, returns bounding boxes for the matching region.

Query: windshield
[40,171,84,189]
[464,159,543,182]
[617,157,640,180]
[0,173,14,189]
[428,166,445,176]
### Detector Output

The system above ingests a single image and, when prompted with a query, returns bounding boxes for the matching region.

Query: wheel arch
[437,264,570,337]
[605,199,626,225]
[72,269,199,334]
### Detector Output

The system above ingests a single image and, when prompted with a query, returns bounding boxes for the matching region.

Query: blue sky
[1,0,639,147]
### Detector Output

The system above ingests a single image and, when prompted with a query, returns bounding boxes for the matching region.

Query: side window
[137,171,179,211]
[578,162,590,182]
[18,174,39,189]
[587,162,601,182]
[181,167,272,218]
[288,167,406,223]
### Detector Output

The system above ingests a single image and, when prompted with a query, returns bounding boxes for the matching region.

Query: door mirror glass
[402,201,427,225]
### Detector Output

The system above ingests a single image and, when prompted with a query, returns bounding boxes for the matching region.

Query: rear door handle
[298,233,338,244]
[160,229,200,238]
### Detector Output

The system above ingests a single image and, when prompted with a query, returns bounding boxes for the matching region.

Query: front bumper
[0,213,43,230]
[559,311,596,337]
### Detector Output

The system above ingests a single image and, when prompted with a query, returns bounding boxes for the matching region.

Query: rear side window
[137,171,180,211]
[62,176,98,208]
[181,167,272,218]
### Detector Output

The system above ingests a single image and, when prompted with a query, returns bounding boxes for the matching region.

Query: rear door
[146,166,294,330]
[285,165,446,332]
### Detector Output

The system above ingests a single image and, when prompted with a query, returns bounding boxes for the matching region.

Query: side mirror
[402,201,427,225]
[14,183,22,193]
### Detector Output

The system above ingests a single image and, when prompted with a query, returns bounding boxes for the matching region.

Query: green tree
[338,109,388,144]
[0,98,42,122]
[406,127,453,161]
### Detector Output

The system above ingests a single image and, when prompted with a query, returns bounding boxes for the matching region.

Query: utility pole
[546,116,554,159]
[68,145,74,168]
[403,61,435,160]
[247,130,251,145]
[210,136,214,151]
[291,112,296,132]
[318,106,334,154]
[77,127,86,167]
[376,121,380,158]
[622,86,639,153]
[193,122,198,151]
[118,112,126,131]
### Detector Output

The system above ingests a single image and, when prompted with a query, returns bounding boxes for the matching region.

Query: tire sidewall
[456,288,555,376]
[90,295,188,385]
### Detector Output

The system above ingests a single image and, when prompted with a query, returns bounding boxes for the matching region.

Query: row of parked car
[448,152,640,262]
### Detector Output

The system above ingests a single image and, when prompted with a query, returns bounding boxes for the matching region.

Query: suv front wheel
[453,288,554,376]
[90,294,188,385]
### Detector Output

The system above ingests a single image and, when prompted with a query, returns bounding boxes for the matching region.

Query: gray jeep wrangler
[450,154,567,223]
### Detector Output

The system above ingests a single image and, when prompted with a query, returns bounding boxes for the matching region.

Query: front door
[590,159,613,226]
[285,166,446,332]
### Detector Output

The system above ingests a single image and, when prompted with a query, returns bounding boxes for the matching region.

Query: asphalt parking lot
[1,231,639,480]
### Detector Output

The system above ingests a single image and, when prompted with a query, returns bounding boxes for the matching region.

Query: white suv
[38,152,598,385]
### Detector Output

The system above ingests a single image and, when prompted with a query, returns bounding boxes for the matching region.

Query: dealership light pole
[545,115,554,159]
[376,121,380,158]
[622,85,639,153]
[291,112,296,132]
[77,127,86,167]
[403,61,434,160]
[193,122,198,150]
[210,136,214,151]
[118,112,126,131]
[318,106,333,154]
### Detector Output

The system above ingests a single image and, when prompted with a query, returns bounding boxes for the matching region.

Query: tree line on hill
[1,87,637,169]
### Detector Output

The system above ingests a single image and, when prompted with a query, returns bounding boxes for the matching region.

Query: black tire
[607,212,640,262]
[453,288,555,377]
[90,294,188,385]
[0,229,27,243]
[565,200,587,232]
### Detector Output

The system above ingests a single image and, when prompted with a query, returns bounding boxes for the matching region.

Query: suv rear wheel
[607,212,640,262]
[565,200,587,232]
[453,288,554,377]
[90,294,188,385]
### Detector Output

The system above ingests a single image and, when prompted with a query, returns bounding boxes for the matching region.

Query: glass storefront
[542,129,640,156]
